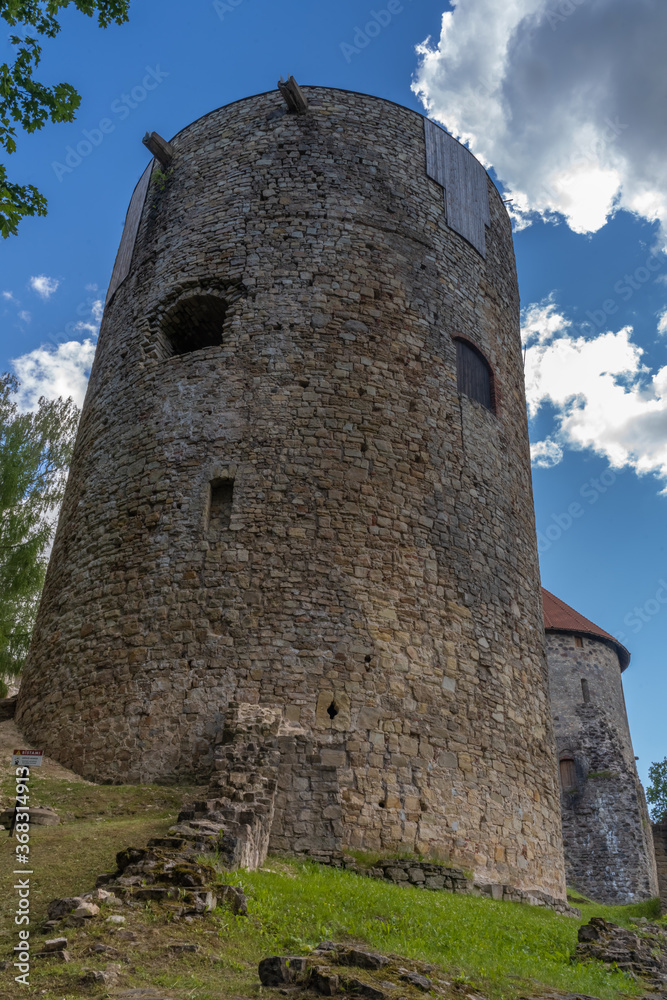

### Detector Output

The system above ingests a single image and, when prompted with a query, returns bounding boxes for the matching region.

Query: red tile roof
[541,587,630,671]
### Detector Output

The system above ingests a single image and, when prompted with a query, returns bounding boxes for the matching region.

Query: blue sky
[1,0,666,787]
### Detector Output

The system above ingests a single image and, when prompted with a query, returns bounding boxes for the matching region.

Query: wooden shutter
[559,758,577,791]
[456,339,492,411]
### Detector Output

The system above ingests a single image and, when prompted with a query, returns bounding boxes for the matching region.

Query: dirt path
[0,717,88,782]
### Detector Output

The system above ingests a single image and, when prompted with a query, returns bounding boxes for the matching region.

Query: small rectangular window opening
[574,636,583,648]
[581,678,590,703]
[209,479,234,530]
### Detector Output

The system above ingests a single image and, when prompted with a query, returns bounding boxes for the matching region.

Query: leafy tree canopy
[1,0,130,237]
[0,372,79,696]
[646,757,667,823]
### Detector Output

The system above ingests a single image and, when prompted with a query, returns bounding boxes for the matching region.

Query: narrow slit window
[209,479,234,530]
[455,338,493,411]
[162,294,227,356]
[581,678,591,703]
[559,757,577,791]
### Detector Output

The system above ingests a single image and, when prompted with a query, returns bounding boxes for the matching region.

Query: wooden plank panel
[105,161,154,306]
[423,119,489,258]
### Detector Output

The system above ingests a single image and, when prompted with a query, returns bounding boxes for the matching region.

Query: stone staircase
[169,703,283,869]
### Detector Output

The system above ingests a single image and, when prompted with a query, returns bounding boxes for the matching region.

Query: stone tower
[17,85,565,896]
[543,587,658,902]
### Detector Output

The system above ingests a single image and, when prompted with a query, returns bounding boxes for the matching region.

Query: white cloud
[530,438,563,469]
[12,340,97,411]
[10,299,103,411]
[412,0,667,238]
[29,275,60,299]
[523,299,667,487]
[658,309,667,336]
[2,290,17,303]
[18,310,31,324]
[73,299,103,336]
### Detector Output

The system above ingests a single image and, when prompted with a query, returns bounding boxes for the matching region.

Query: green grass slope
[0,775,662,1000]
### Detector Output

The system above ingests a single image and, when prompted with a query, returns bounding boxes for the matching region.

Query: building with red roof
[543,587,658,903]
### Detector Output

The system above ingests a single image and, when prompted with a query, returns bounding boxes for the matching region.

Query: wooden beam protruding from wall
[142,131,174,167]
[278,76,308,115]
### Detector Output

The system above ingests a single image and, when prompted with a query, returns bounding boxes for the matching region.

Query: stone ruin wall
[547,632,658,903]
[17,87,566,897]
[652,820,667,914]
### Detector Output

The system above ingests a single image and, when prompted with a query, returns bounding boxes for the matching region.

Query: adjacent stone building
[543,588,658,903]
[17,84,567,897]
[653,821,667,913]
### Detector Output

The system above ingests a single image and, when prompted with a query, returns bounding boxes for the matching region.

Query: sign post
[8,751,43,837]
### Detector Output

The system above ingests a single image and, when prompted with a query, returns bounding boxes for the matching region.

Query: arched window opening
[162,293,227,356]
[454,337,494,411]
[209,479,234,530]
[559,756,577,792]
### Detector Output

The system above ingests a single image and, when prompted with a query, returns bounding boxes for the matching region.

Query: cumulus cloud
[11,299,103,411]
[412,0,667,237]
[12,340,97,411]
[29,274,60,299]
[73,298,103,337]
[523,298,667,486]
[658,309,667,336]
[530,438,563,469]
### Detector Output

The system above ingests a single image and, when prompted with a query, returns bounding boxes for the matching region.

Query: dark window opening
[581,678,591,703]
[559,757,577,791]
[574,636,583,648]
[364,655,372,663]
[162,293,227,356]
[209,479,234,530]
[327,700,339,720]
[455,338,494,411]
[378,800,386,808]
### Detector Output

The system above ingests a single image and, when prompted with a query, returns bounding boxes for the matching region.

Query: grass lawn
[0,775,662,1000]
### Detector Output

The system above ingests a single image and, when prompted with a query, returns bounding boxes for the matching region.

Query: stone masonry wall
[17,87,565,896]
[653,821,667,914]
[547,632,658,903]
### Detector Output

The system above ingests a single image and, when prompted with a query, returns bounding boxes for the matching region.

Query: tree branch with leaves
[646,758,667,823]
[0,0,130,237]
[0,373,79,696]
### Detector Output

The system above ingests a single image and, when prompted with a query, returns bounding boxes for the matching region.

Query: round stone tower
[543,588,658,902]
[17,85,565,895]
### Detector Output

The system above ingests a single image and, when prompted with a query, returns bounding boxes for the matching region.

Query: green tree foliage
[0,373,79,696]
[0,0,130,237]
[646,757,667,822]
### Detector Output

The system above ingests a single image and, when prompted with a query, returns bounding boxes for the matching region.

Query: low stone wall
[653,820,667,914]
[175,702,578,917]
[293,852,580,917]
